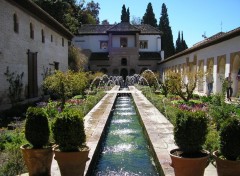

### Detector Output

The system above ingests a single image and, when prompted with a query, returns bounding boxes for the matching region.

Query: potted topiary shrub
[52,108,90,176]
[20,107,53,176]
[169,110,210,176]
[213,117,240,176]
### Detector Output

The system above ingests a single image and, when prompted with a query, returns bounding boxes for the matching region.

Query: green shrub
[25,107,50,148]
[204,126,219,154]
[219,117,240,161]
[210,93,225,106]
[174,110,208,154]
[0,130,27,175]
[209,103,235,130]
[52,108,85,152]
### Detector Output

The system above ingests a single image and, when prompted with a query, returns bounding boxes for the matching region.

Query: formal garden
[0,69,240,175]
[0,70,107,175]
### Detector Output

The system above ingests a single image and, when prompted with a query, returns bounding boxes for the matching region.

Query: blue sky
[82,0,240,47]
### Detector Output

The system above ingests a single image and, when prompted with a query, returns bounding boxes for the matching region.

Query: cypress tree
[175,31,181,53]
[121,5,129,22]
[175,31,188,53]
[127,8,130,22]
[182,31,188,50]
[159,3,175,58]
[142,3,157,27]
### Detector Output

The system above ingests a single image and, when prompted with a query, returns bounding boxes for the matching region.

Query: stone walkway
[21,86,217,176]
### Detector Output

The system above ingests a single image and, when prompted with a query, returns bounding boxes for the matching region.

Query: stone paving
[21,85,217,176]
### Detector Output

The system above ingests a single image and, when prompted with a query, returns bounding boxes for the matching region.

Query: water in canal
[92,95,160,175]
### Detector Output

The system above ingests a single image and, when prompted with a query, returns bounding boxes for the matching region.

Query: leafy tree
[101,19,110,25]
[131,16,141,25]
[32,0,100,34]
[167,70,203,102]
[159,3,175,58]
[68,45,88,72]
[85,1,100,24]
[142,3,157,27]
[43,70,88,109]
[121,4,129,22]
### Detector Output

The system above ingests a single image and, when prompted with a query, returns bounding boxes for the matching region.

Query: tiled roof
[159,27,240,64]
[193,32,225,47]
[135,24,162,34]
[107,22,140,32]
[77,22,161,35]
[78,25,113,34]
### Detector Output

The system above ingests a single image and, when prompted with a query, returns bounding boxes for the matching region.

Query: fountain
[91,93,160,175]
[141,69,161,90]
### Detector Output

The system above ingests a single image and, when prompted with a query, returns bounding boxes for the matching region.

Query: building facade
[0,0,73,105]
[73,22,164,79]
[158,28,240,97]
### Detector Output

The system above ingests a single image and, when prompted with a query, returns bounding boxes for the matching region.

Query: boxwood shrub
[174,110,208,154]
[25,107,50,148]
[52,108,85,152]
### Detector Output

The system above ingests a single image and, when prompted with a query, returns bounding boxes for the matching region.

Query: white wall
[139,35,161,52]
[0,0,69,104]
[112,35,135,48]
[159,35,240,96]
[73,35,109,52]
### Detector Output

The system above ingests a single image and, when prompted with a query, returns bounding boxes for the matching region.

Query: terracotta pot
[170,148,210,176]
[213,151,240,176]
[20,144,53,176]
[53,147,90,176]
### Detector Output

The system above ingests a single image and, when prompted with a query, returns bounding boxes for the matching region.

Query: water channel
[92,94,160,175]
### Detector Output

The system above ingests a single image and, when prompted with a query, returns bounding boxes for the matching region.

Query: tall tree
[175,31,181,53]
[85,1,100,24]
[32,0,100,34]
[127,8,130,23]
[181,31,188,50]
[121,4,129,22]
[175,31,188,53]
[142,3,157,27]
[159,3,175,58]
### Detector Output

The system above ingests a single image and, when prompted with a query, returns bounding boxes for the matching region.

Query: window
[54,62,59,70]
[13,13,19,33]
[140,41,148,49]
[120,37,127,47]
[100,41,108,49]
[41,29,45,43]
[121,58,127,66]
[51,35,53,42]
[62,38,64,47]
[30,23,34,39]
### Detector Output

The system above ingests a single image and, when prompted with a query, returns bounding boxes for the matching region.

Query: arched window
[41,29,45,43]
[121,58,127,66]
[30,23,34,39]
[13,13,19,33]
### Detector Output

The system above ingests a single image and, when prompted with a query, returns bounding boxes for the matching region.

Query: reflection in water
[92,96,160,176]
